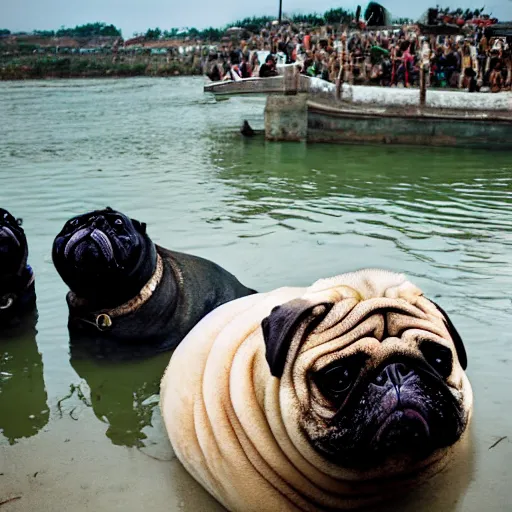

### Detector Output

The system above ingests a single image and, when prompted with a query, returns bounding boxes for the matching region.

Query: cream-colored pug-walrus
[160,269,472,511]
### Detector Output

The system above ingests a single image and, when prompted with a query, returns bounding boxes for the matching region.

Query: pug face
[262,270,471,477]
[0,208,27,283]
[52,208,156,307]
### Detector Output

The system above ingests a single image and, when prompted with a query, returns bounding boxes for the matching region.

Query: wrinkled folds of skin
[160,269,473,511]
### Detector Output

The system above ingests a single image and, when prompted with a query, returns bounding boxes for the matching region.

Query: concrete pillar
[264,94,308,142]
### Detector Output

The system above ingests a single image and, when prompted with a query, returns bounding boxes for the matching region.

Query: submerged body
[160,269,472,511]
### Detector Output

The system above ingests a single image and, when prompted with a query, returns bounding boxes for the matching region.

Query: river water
[0,77,510,511]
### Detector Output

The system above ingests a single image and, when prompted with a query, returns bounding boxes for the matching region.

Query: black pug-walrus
[0,208,36,327]
[52,207,256,358]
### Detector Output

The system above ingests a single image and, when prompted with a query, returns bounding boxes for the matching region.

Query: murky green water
[0,77,511,511]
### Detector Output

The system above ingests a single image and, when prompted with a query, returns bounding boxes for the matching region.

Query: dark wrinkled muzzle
[0,226,21,247]
[64,228,115,264]
[313,359,465,470]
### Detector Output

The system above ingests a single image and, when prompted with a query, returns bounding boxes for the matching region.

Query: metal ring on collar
[95,313,113,331]
[0,294,15,310]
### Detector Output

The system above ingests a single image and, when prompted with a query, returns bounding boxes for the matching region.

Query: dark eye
[422,342,453,379]
[322,366,352,393]
[114,218,123,226]
[70,219,78,226]
[315,355,365,403]
[3,213,7,219]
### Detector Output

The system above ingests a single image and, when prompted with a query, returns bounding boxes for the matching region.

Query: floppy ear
[130,218,147,235]
[261,299,331,378]
[429,300,467,370]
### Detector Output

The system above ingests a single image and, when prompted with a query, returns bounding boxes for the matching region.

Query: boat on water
[204,73,512,149]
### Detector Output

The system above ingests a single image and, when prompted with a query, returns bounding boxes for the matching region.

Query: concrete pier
[264,94,308,141]
[205,75,512,149]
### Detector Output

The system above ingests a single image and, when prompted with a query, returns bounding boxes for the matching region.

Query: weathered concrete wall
[264,94,308,141]
[297,77,512,111]
[307,105,512,149]
[339,83,512,111]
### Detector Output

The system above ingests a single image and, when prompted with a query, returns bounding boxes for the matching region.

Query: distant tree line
[139,6,416,42]
[58,22,121,37]
[28,22,122,39]
[2,6,420,45]
[141,8,357,42]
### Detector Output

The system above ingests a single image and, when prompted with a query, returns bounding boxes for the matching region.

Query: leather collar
[0,268,35,311]
[68,253,166,331]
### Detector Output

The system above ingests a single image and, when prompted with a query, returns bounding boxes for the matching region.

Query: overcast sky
[3,0,512,37]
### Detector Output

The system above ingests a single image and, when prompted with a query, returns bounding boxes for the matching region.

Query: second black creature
[0,208,36,327]
[52,207,256,357]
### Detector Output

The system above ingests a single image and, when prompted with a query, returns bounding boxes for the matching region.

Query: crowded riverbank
[1,10,510,92]
[206,14,511,93]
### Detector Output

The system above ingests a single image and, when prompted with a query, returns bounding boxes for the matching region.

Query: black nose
[91,215,107,229]
[373,363,414,387]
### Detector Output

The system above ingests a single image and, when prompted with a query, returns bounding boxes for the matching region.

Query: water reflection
[210,137,511,234]
[0,311,49,445]
[69,340,170,448]
[209,137,512,311]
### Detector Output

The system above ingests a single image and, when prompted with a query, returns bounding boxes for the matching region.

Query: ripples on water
[0,77,511,510]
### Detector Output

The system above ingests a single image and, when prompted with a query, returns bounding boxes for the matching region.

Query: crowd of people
[206,23,511,93]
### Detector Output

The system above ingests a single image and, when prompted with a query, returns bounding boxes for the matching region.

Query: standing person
[401,41,414,87]
[421,37,432,87]
[489,60,504,92]
[477,33,488,82]
[303,30,311,51]
[392,44,404,86]
[450,43,462,87]
[443,43,458,87]
[460,44,474,88]
[239,54,252,78]
[250,52,260,77]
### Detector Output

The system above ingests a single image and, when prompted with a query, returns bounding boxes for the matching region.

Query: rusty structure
[204,68,512,149]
